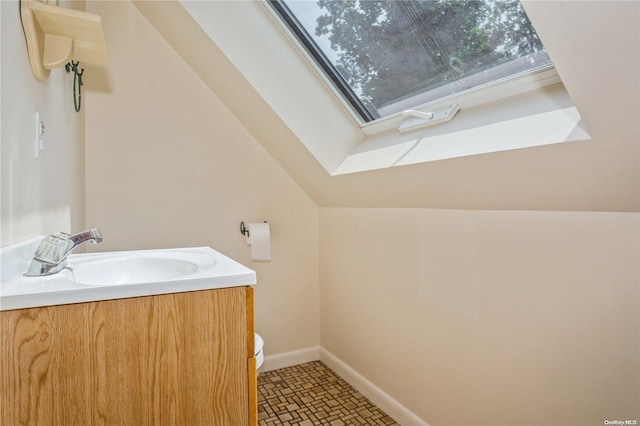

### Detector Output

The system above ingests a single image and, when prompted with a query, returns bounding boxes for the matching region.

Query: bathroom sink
[0,241,256,311]
[68,253,210,286]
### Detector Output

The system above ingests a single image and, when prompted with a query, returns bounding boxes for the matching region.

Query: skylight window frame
[263,0,561,135]
[263,0,374,128]
[363,63,560,135]
[266,0,376,123]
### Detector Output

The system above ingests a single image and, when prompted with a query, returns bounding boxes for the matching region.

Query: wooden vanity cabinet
[0,286,258,426]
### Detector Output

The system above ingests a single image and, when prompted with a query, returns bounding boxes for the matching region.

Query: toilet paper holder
[240,221,268,238]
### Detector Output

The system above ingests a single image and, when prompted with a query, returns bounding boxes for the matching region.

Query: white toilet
[255,333,264,374]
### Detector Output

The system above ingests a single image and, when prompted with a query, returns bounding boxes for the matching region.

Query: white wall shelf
[20,0,108,80]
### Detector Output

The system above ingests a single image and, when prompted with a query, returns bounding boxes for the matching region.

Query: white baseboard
[319,348,429,426]
[262,346,320,372]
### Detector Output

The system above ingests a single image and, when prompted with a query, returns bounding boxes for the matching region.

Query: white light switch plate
[35,110,44,160]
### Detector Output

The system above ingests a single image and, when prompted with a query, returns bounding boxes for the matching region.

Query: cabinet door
[0,302,92,426]
[1,287,249,426]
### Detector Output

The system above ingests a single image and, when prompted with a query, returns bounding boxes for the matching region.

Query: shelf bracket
[43,34,73,69]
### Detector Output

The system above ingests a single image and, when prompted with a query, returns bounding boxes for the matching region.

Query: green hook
[65,61,84,113]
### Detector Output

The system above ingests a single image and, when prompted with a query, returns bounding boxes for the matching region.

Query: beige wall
[1,0,86,246]
[84,1,319,356]
[320,208,640,425]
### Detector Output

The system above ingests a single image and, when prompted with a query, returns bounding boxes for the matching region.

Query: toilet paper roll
[245,222,271,261]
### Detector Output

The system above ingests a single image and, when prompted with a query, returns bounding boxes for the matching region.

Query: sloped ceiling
[133,0,639,212]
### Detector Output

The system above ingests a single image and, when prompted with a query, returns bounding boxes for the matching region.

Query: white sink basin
[0,239,256,311]
[68,252,213,286]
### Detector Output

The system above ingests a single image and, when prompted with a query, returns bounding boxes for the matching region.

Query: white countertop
[1,237,256,311]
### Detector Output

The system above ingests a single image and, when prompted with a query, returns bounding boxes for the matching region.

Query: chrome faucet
[24,228,103,276]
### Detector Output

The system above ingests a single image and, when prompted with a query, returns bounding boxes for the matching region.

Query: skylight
[173,1,587,176]
[268,0,554,129]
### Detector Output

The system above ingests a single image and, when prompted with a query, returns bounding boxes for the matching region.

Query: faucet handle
[33,233,74,265]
